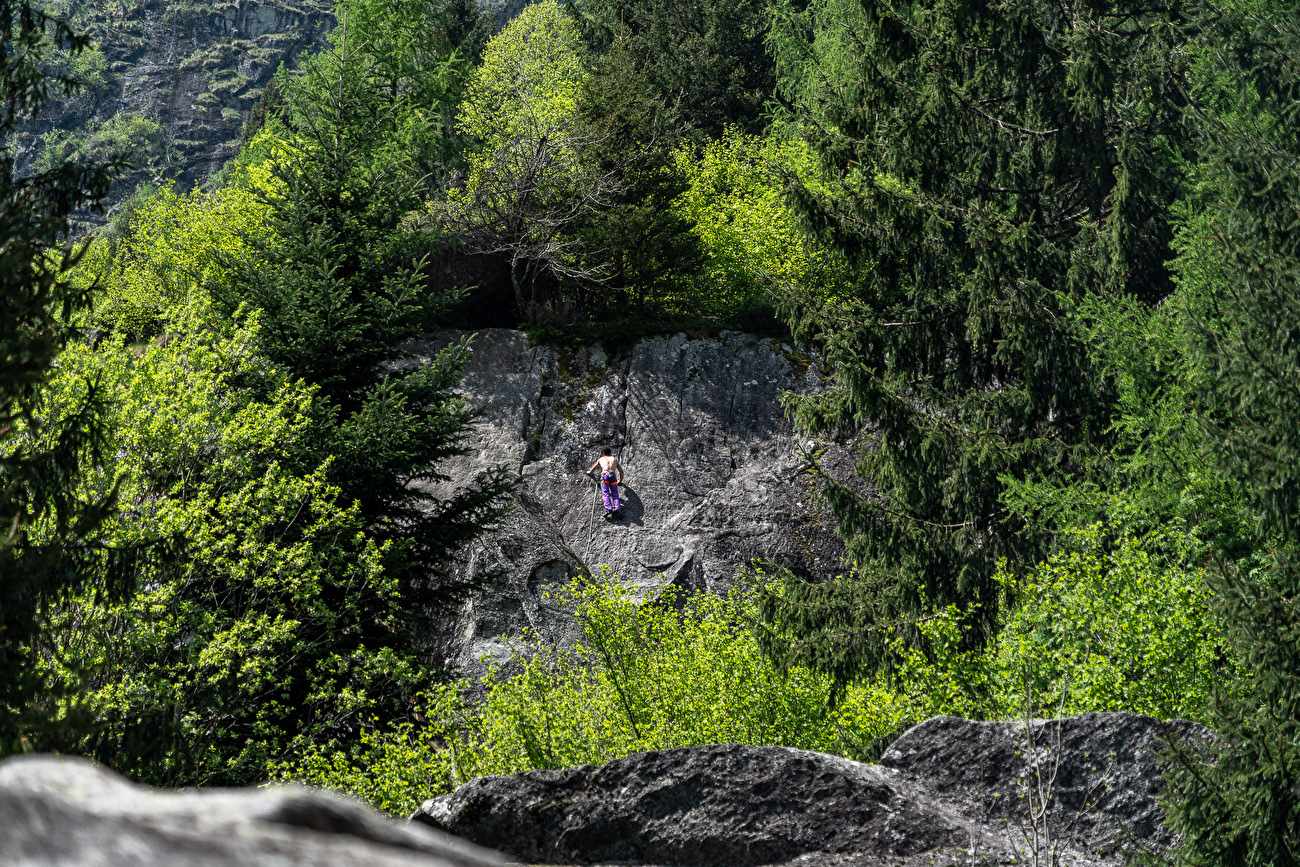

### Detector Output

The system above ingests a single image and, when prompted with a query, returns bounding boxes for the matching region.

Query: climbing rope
[583,475,601,567]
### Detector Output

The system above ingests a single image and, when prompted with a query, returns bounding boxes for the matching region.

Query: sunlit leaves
[671,129,846,316]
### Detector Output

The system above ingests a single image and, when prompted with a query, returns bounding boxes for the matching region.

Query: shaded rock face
[404,329,844,676]
[413,745,977,867]
[0,754,504,867]
[15,2,333,220]
[412,712,1206,867]
[878,713,1207,861]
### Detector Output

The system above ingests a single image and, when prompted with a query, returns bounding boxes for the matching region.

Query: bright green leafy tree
[442,0,627,320]
[44,302,399,785]
[86,179,271,341]
[671,130,845,319]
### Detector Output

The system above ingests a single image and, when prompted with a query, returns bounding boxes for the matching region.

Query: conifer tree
[758,0,1191,685]
[1163,4,1300,862]
[577,0,774,135]
[217,0,512,615]
[0,0,127,750]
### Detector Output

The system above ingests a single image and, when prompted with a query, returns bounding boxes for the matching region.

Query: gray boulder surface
[0,754,504,867]
[404,329,844,678]
[412,712,1205,867]
[411,743,984,867]
[878,713,1207,860]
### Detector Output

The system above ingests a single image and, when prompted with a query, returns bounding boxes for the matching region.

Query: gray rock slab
[0,755,504,867]
[411,713,1205,867]
[403,330,844,679]
[411,743,996,867]
[880,713,1211,861]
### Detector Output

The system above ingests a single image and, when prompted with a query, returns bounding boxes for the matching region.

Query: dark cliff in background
[12,1,334,220]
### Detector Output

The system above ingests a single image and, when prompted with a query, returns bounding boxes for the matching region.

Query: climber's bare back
[590,454,623,479]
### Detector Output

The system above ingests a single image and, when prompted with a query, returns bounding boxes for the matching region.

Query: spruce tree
[577,0,774,136]
[0,0,128,750]
[758,0,1191,685]
[217,0,512,615]
[1163,4,1300,862]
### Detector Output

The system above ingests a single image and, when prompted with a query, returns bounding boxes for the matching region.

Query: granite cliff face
[14,0,333,219]
[403,329,845,678]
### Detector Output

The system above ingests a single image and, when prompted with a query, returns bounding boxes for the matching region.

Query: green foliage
[992,519,1226,721]
[283,578,916,815]
[35,114,179,179]
[42,314,409,785]
[41,44,109,98]
[323,0,472,180]
[758,0,1193,686]
[86,181,271,341]
[578,0,774,136]
[443,0,624,319]
[458,579,886,768]
[670,130,844,320]
[218,3,514,612]
[283,545,1219,816]
[457,0,586,155]
[559,38,706,323]
[764,515,1226,724]
[35,129,508,784]
[24,1,510,782]
[440,0,791,330]
[1160,4,1300,864]
[229,0,468,399]
[0,0,129,753]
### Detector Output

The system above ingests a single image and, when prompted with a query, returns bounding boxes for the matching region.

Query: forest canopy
[4,0,1300,859]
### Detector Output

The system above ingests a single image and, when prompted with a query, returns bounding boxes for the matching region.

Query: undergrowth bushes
[283,577,912,815]
[284,522,1226,816]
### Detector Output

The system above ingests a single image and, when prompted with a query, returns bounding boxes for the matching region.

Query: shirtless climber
[588,447,625,520]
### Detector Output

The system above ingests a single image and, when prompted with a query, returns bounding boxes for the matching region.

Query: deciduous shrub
[283,577,911,815]
[671,130,845,318]
[41,310,408,786]
[284,520,1226,816]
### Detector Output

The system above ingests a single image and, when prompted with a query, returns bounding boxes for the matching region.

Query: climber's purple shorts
[600,471,620,511]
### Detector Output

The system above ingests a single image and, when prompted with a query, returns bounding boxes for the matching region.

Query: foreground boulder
[879,713,1205,861]
[0,755,503,867]
[413,712,1208,867]
[413,743,986,866]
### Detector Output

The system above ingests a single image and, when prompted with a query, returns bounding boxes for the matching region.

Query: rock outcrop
[0,754,504,867]
[878,713,1203,860]
[404,329,844,677]
[16,1,334,221]
[412,712,1206,867]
